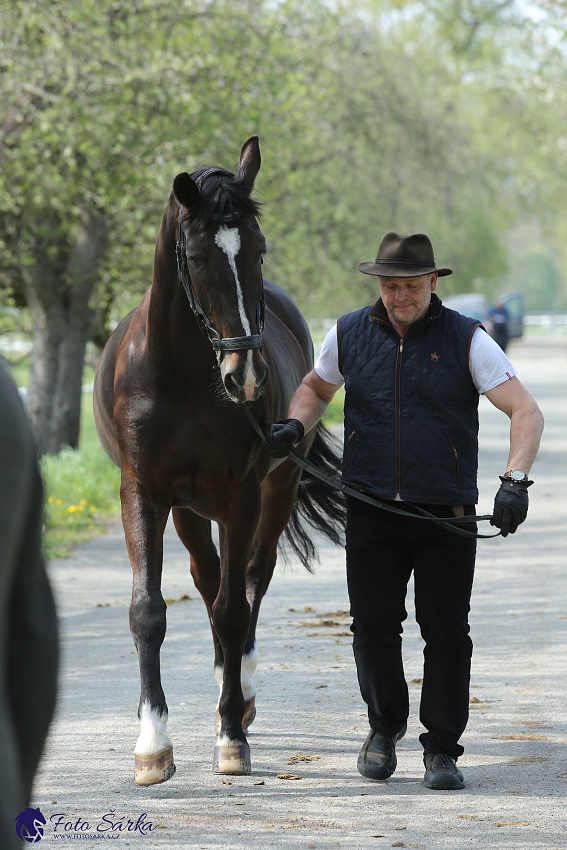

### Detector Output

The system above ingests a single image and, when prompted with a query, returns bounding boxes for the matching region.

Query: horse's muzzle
[221,351,268,403]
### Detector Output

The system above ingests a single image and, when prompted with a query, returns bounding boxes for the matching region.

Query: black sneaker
[357,725,406,780]
[423,753,465,790]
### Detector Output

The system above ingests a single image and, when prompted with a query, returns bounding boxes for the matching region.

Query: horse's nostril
[224,372,244,401]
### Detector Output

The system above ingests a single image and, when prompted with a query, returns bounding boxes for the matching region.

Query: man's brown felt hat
[358,232,452,278]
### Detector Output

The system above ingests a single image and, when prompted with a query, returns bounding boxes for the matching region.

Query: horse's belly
[166,463,258,522]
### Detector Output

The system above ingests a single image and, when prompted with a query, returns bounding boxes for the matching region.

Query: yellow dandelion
[88,523,95,529]
[55,498,63,505]
[48,496,54,503]
[79,499,88,506]
[67,505,84,514]
[89,506,97,513]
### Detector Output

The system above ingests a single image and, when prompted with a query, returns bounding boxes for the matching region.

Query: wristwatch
[506,468,529,482]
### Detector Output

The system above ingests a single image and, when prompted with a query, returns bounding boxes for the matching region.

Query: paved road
[33,340,567,849]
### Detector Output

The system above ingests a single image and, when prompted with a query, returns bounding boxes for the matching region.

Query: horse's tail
[282,423,346,572]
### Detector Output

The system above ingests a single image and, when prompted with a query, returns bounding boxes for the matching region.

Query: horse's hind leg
[210,486,263,775]
[120,474,174,786]
[233,464,305,733]
[172,509,259,734]
[171,509,224,712]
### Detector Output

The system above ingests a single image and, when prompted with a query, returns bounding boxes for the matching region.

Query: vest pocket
[451,433,460,484]
[346,428,356,475]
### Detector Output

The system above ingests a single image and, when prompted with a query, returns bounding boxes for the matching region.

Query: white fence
[523,314,567,328]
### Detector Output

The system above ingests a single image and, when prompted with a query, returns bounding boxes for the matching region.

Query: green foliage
[0,0,537,323]
[1,0,566,350]
[503,247,565,312]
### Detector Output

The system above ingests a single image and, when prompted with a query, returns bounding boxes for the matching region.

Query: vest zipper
[395,337,404,498]
[346,428,356,475]
[451,434,460,483]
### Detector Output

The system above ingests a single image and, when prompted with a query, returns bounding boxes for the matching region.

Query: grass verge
[41,393,121,560]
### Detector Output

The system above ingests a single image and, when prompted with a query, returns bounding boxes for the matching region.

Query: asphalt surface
[33,339,567,849]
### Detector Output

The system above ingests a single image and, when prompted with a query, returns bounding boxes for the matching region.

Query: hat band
[374,257,436,266]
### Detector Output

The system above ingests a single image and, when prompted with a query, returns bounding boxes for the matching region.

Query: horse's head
[172,136,268,404]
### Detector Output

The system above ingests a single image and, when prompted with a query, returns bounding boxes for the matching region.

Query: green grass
[3,358,121,559]
[41,392,121,559]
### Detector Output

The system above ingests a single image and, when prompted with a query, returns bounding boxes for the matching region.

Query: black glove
[491,475,533,537]
[262,418,305,458]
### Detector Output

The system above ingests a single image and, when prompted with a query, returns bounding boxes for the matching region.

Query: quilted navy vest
[338,294,481,504]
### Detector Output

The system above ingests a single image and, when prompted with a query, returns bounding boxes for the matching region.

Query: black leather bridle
[175,169,265,363]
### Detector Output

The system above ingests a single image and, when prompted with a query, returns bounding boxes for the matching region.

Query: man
[264,232,544,790]
[489,300,510,352]
[0,359,58,846]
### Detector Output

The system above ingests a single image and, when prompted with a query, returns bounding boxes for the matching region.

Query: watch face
[510,469,526,482]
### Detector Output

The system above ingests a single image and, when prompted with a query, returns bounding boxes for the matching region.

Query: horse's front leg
[120,472,173,786]
[213,484,261,775]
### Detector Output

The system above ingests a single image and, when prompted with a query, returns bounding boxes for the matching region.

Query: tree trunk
[21,209,108,455]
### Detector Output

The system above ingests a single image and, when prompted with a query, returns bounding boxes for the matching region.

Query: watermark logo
[15,807,47,843]
[16,808,156,841]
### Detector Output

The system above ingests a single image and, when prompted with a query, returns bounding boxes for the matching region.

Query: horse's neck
[147,199,214,376]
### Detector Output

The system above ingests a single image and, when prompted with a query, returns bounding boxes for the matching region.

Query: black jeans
[346,496,477,760]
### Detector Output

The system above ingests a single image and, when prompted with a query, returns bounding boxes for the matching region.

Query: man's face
[378,273,437,328]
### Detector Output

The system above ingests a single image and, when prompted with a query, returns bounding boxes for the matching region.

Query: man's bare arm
[287,369,343,433]
[485,376,544,475]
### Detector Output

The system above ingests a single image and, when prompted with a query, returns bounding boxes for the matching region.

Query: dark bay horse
[94,136,344,784]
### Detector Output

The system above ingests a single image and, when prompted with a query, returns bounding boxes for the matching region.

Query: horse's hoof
[215,696,256,734]
[213,741,251,775]
[134,746,176,786]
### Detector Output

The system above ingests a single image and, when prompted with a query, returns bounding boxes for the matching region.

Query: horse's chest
[120,400,255,511]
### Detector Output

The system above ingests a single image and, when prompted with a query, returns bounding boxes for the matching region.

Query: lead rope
[242,403,502,541]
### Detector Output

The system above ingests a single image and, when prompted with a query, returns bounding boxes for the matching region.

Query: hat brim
[358,262,452,278]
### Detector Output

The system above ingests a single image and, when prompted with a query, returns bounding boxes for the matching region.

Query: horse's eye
[260,254,265,265]
[187,255,202,269]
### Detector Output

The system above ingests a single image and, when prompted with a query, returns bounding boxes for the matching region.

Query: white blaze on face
[134,702,173,755]
[214,225,256,399]
[214,226,250,335]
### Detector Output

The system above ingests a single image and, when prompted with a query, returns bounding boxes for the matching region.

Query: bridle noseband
[175,170,265,363]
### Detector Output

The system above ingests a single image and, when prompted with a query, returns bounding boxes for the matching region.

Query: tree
[3,0,564,455]
[0,0,209,452]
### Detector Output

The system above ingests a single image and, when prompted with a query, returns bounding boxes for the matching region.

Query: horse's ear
[173,173,200,209]
[239,135,261,190]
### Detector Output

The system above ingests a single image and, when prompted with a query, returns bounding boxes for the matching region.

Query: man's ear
[430,272,438,292]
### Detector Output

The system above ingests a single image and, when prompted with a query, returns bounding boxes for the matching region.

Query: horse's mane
[182,166,262,227]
